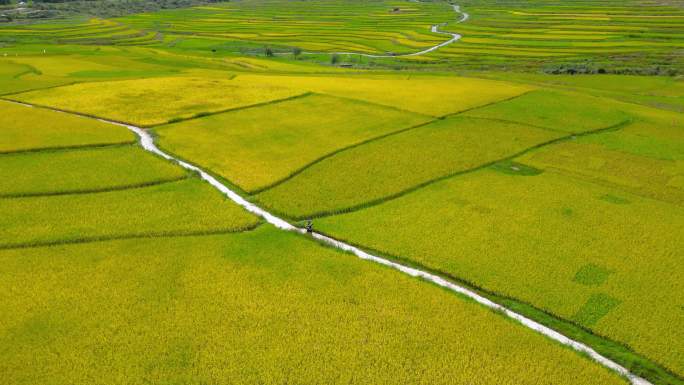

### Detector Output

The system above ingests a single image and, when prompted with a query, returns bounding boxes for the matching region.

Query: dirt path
[109,117,650,385]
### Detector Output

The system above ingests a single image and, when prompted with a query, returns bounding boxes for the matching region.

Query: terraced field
[448,0,684,71]
[0,1,682,384]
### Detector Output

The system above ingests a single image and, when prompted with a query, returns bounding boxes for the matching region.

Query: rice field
[0,178,260,248]
[315,167,684,378]
[0,100,135,153]
[116,0,456,55]
[442,0,684,71]
[255,116,562,218]
[0,1,682,384]
[9,76,306,126]
[0,226,627,385]
[237,74,534,116]
[0,145,188,197]
[462,89,631,133]
[155,93,433,192]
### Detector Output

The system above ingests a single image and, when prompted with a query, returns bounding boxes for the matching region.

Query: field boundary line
[30,100,647,385]
[248,118,440,194]
[254,90,536,194]
[312,91,439,118]
[0,175,190,200]
[467,74,684,114]
[0,80,83,97]
[0,225,263,251]
[0,141,137,156]
[154,91,314,127]
[3,92,313,128]
[311,226,681,384]
[269,119,633,220]
[538,167,684,208]
[459,115,591,134]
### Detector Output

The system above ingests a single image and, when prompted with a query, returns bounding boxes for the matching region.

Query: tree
[0,0,11,5]
[330,53,340,65]
[265,46,273,57]
[292,47,302,59]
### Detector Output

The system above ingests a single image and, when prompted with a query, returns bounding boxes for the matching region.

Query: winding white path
[323,4,467,58]
[283,3,467,58]
[7,100,651,384]
[105,117,650,385]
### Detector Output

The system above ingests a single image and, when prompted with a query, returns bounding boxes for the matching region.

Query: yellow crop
[11,76,305,126]
[0,100,134,153]
[0,226,627,385]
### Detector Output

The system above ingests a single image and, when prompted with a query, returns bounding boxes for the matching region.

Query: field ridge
[261,118,634,220]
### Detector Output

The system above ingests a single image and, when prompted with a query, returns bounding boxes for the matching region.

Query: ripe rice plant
[0,226,627,385]
[0,100,135,153]
[10,76,306,126]
[238,74,534,116]
[462,89,631,133]
[0,145,188,197]
[155,93,433,192]
[316,168,684,376]
[0,178,260,248]
[256,116,561,218]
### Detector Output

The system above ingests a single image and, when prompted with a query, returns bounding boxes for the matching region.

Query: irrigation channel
[7,100,651,384]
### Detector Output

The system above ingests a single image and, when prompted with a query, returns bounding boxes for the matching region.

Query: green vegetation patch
[463,89,630,133]
[519,141,684,206]
[256,116,561,218]
[490,160,543,176]
[573,264,614,286]
[0,226,627,385]
[155,93,433,192]
[573,293,622,327]
[600,194,631,205]
[0,178,259,248]
[0,100,135,153]
[0,145,187,197]
[316,169,684,375]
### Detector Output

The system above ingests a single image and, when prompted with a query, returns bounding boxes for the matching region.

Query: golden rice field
[0,145,187,197]
[0,178,260,248]
[0,1,682,384]
[316,168,684,377]
[155,93,433,192]
[0,227,627,385]
[255,116,562,218]
[462,89,631,133]
[238,74,534,116]
[10,76,306,126]
[0,100,135,153]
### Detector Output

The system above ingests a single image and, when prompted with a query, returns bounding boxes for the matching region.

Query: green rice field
[0,0,682,384]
